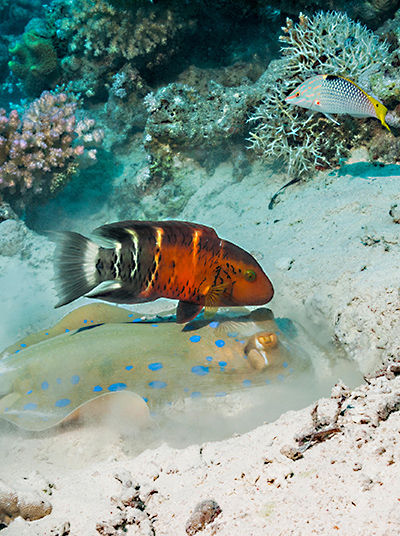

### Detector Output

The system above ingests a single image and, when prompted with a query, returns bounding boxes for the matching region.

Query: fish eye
[244,269,256,282]
[295,92,300,97]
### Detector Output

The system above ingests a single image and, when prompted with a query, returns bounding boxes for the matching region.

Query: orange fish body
[55,220,274,323]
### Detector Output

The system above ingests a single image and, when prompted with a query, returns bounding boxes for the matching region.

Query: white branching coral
[248,11,390,177]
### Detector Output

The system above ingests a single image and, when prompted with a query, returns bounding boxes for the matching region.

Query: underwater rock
[185,499,222,535]
[0,202,17,223]
[0,480,52,526]
[96,482,156,535]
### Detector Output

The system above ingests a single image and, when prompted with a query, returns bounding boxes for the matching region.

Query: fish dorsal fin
[176,301,203,324]
[93,220,220,244]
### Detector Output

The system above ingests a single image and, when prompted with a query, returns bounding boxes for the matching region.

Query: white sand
[1,154,400,534]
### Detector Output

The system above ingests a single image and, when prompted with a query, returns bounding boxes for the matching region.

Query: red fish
[54,220,274,323]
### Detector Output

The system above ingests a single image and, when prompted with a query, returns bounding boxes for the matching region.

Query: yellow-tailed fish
[286,74,390,131]
[0,304,307,431]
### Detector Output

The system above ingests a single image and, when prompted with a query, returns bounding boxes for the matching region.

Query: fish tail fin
[54,231,101,308]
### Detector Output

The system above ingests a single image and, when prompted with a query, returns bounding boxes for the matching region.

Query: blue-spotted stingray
[0,304,308,431]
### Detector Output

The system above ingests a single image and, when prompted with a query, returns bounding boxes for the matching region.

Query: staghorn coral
[0,91,103,211]
[248,11,391,178]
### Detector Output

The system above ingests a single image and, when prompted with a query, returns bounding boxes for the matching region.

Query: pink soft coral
[0,91,103,204]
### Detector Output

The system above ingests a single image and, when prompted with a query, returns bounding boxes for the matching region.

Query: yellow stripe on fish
[286,74,390,131]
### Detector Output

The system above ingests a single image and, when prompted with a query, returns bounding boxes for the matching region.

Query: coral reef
[248,11,391,178]
[143,81,261,180]
[8,30,58,96]
[0,91,104,211]
[47,0,194,99]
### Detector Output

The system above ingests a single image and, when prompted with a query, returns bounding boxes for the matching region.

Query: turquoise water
[1,0,398,487]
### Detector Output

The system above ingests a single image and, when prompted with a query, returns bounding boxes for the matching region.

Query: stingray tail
[54,231,100,308]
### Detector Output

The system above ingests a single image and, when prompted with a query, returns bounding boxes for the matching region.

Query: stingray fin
[0,392,20,414]
[176,301,203,323]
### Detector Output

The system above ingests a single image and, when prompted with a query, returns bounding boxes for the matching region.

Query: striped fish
[285,74,390,131]
[54,220,274,323]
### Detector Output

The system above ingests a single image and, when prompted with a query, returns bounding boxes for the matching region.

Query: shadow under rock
[24,149,122,233]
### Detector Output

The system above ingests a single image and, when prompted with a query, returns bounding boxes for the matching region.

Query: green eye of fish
[244,269,256,282]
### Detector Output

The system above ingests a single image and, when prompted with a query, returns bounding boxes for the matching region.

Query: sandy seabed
[0,151,400,535]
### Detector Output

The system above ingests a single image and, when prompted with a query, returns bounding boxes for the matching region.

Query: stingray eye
[244,269,256,282]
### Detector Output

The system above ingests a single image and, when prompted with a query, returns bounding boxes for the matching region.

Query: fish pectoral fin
[176,301,203,324]
[204,306,219,320]
[205,283,231,307]
[323,112,340,125]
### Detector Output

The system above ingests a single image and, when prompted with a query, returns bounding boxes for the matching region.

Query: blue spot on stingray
[132,318,142,323]
[83,319,88,323]
[21,343,26,348]
[65,328,70,333]
[149,381,167,389]
[242,379,252,387]
[215,391,227,397]
[108,383,127,391]
[4,408,9,412]
[227,332,238,337]
[184,387,189,392]
[56,378,62,384]
[55,398,71,408]
[218,361,227,368]
[26,389,33,395]
[41,381,49,390]
[148,362,163,371]
[152,324,158,327]
[142,397,148,403]
[283,361,288,368]
[265,379,271,385]
[277,374,284,382]
[191,365,209,376]
[243,354,247,359]
[71,375,80,385]
[45,332,49,335]
[23,403,37,411]
[189,335,201,343]
[125,365,133,371]
[206,356,213,362]
[239,340,245,344]
[93,385,103,392]
[15,350,20,354]
[128,314,133,317]
[215,339,225,347]
[209,321,219,328]
[191,391,201,398]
